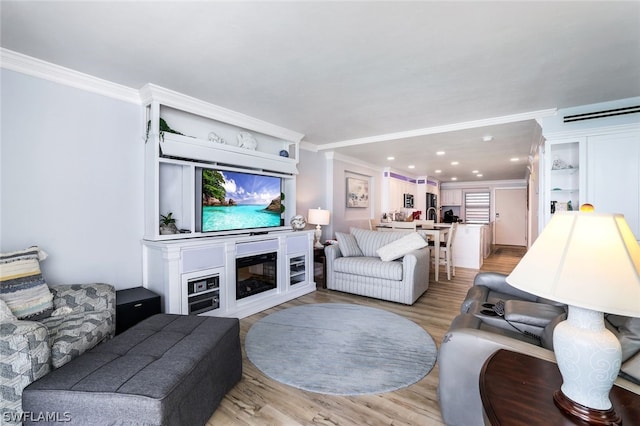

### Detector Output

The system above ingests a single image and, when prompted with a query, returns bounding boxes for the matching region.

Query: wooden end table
[314,247,327,288]
[479,349,640,426]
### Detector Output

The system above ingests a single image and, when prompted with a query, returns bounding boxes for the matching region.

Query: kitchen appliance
[443,209,459,223]
[426,193,438,221]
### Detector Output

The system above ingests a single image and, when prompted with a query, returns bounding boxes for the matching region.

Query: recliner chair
[438,272,640,426]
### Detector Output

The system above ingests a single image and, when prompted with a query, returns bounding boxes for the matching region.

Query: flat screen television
[196,168,283,233]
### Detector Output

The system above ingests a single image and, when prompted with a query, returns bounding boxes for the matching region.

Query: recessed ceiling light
[408,165,415,169]
[483,136,493,142]
[435,169,442,173]
[387,156,395,160]
[451,161,459,165]
[510,157,519,162]
[436,151,445,156]
[451,177,457,181]
[472,170,479,174]
[477,174,483,177]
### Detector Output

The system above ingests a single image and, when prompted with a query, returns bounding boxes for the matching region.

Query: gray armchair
[0,283,115,423]
[438,272,640,426]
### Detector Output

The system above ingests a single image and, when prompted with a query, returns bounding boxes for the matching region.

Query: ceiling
[2,1,639,182]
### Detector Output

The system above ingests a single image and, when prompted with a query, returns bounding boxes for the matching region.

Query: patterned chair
[0,283,115,423]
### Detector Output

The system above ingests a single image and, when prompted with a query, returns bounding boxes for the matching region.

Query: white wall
[1,70,144,289]
[296,148,331,239]
[326,154,381,237]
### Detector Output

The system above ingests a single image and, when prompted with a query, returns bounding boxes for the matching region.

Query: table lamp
[506,205,640,425]
[308,208,330,249]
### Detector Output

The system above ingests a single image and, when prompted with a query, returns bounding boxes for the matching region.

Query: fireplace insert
[236,252,277,300]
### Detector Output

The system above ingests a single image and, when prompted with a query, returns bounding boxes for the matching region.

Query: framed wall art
[346,177,369,208]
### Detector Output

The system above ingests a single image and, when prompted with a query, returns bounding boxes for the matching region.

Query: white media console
[142,230,315,319]
[140,85,315,318]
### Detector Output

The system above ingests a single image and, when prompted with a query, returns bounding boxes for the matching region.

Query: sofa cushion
[0,246,54,320]
[350,227,407,257]
[0,297,16,321]
[334,256,403,281]
[377,232,427,261]
[335,232,363,257]
[40,309,114,368]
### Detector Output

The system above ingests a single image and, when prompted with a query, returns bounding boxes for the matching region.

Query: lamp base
[554,390,621,426]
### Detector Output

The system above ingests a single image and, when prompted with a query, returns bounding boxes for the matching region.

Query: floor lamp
[308,208,330,249]
[506,205,640,425]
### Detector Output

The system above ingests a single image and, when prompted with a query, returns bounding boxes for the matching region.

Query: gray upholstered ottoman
[22,314,242,425]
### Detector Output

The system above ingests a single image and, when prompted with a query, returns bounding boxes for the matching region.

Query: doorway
[494,188,527,246]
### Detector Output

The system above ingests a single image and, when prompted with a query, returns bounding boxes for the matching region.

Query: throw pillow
[376,232,428,262]
[335,232,363,257]
[51,306,73,317]
[0,298,16,321]
[0,246,54,320]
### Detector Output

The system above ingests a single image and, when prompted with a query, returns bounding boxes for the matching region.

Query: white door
[495,188,527,246]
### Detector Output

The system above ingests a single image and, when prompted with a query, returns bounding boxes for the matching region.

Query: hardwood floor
[207,245,526,426]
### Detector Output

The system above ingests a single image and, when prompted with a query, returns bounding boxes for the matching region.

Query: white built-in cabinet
[388,177,416,211]
[143,231,315,319]
[586,130,640,241]
[441,189,462,206]
[542,124,640,241]
[141,84,304,241]
[140,84,317,318]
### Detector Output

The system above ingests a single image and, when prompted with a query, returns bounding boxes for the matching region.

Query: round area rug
[245,303,437,395]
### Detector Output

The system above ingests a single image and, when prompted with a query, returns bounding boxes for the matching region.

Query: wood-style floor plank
[207,245,525,426]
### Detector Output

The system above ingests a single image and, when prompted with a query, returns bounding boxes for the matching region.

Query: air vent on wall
[563,105,640,123]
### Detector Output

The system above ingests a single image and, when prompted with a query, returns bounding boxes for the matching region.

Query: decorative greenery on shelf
[160,212,176,226]
[159,212,179,235]
[146,118,184,143]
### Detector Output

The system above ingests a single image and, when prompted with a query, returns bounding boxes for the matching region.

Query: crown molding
[317,108,558,150]
[300,141,319,152]
[1,48,141,104]
[328,151,385,173]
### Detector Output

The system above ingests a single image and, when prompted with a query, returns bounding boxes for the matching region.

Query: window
[465,191,490,224]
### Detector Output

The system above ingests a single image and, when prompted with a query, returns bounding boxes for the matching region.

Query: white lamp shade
[506,211,640,317]
[308,208,330,226]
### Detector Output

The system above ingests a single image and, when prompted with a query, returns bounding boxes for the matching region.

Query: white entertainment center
[140,84,316,318]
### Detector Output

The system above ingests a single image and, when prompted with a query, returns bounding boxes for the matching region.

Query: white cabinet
[542,125,640,241]
[586,130,640,241]
[143,231,316,319]
[441,189,462,206]
[388,175,416,212]
[451,224,485,269]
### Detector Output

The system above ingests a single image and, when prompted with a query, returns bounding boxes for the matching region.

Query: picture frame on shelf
[346,177,369,208]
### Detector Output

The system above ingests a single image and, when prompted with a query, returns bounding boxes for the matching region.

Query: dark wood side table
[115,287,161,335]
[314,247,327,288]
[479,349,640,426]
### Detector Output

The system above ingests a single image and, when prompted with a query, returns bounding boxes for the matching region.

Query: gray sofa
[324,227,430,305]
[438,272,640,426]
[0,283,115,423]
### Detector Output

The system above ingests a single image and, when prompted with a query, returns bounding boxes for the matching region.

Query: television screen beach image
[201,169,282,232]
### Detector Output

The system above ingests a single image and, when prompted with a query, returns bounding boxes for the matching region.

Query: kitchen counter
[452,223,493,269]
